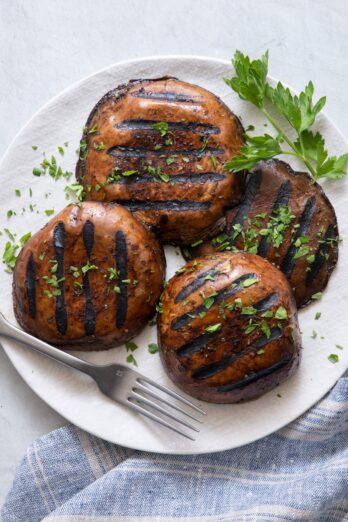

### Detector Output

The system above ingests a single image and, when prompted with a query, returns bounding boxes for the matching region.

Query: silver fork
[0,312,205,440]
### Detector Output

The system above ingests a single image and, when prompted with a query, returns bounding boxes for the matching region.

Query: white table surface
[0,0,347,506]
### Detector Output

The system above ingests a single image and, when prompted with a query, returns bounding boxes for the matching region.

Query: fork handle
[0,312,96,377]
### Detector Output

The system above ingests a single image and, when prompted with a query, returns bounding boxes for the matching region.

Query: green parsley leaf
[93,142,106,151]
[122,170,137,177]
[275,306,288,320]
[242,277,258,288]
[151,122,169,137]
[224,50,348,181]
[315,312,321,320]
[15,189,21,197]
[311,292,323,300]
[20,232,31,245]
[241,306,257,315]
[45,209,54,216]
[31,145,38,150]
[148,343,159,354]
[294,245,310,259]
[328,353,339,364]
[205,323,222,333]
[191,239,203,247]
[244,323,257,335]
[81,262,98,275]
[335,344,344,350]
[126,354,138,366]
[125,341,138,352]
[64,183,85,202]
[33,167,43,176]
[2,241,19,270]
[260,319,271,338]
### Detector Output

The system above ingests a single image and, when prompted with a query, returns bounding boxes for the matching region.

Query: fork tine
[127,399,196,441]
[130,389,200,432]
[134,382,203,423]
[137,377,206,415]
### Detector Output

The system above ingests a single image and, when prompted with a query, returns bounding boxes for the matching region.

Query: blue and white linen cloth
[2,378,348,522]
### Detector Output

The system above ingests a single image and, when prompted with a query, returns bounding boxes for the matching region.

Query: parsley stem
[262,108,317,178]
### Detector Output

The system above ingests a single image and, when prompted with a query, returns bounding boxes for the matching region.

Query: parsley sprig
[224,50,348,180]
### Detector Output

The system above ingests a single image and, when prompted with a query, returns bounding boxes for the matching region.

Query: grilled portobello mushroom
[76,77,245,245]
[13,202,165,350]
[158,252,301,403]
[183,159,339,307]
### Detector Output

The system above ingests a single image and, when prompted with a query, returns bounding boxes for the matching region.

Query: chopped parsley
[151,121,169,137]
[205,323,222,333]
[191,239,203,248]
[148,343,159,354]
[81,262,98,275]
[311,292,323,300]
[64,183,85,202]
[93,142,106,151]
[242,277,258,288]
[328,353,339,364]
[274,306,288,320]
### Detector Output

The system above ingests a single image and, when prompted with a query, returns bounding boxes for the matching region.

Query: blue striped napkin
[2,377,348,522]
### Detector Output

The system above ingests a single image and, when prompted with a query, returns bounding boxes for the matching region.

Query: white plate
[1,56,347,455]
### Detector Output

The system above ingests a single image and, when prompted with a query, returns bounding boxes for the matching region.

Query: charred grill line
[26,253,36,319]
[306,224,335,286]
[192,327,283,380]
[53,222,67,335]
[108,172,225,185]
[218,353,292,392]
[174,260,227,304]
[115,230,128,328]
[82,221,96,336]
[177,333,213,358]
[280,196,316,277]
[131,90,202,103]
[107,146,225,159]
[252,292,278,313]
[257,180,292,258]
[227,171,263,245]
[82,220,95,257]
[115,119,220,135]
[172,272,258,331]
[114,200,211,212]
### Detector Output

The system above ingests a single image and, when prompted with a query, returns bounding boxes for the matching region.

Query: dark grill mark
[82,221,96,336]
[258,180,292,258]
[107,146,224,159]
[177,333,213,358]
[227,171,263,245]
[174,260,227,304]
[116,200,211,212]
[108,172,225,185]
[280,196,316,277]
[115,119,220,135]
[306,224,335,286]
[172,273,257,331]
[252,292,278,313]
[218,354,292,393]
[131,90,202,104]
[53,222,67,335]
[82,220,95,258]
[192,327,283,380]
[115,230,128,328]
[25,253,36,319]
